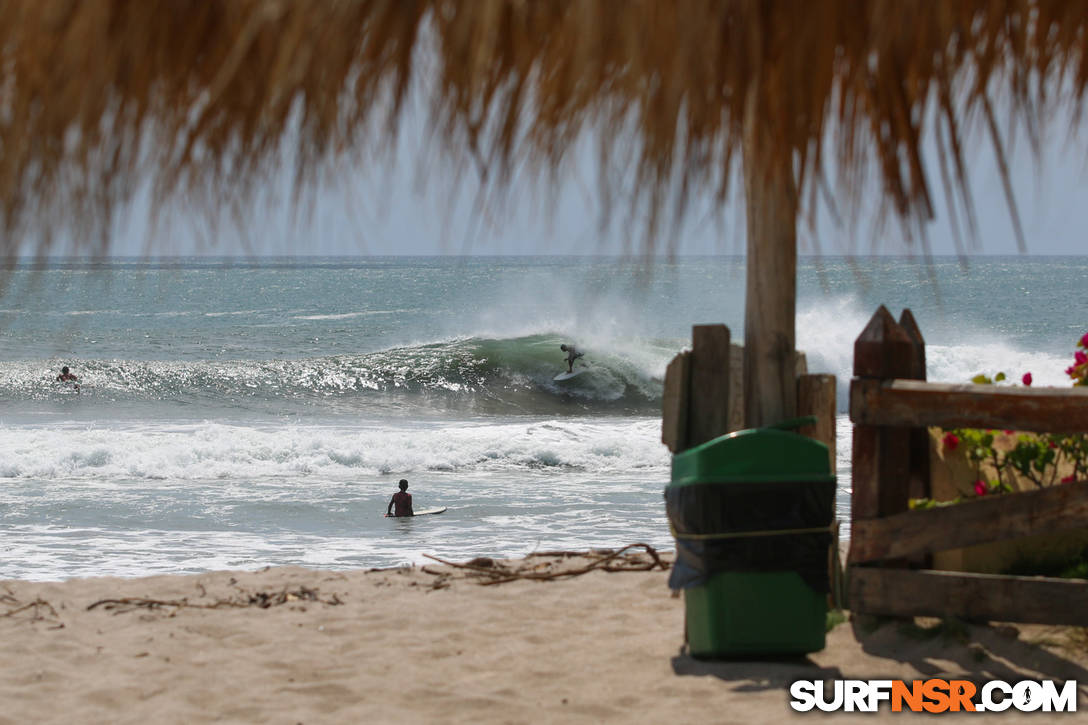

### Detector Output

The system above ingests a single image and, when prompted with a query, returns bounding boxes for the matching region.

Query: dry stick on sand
[87,586,343,614]
[87,598,249,613]
[1,597,64,629]
[422,543,668,586]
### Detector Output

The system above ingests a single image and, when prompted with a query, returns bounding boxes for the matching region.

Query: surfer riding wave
[559,344,584,373]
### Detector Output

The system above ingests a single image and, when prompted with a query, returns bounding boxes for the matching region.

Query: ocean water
[1,256,1084,581]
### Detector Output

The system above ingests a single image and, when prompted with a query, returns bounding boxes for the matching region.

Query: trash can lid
[670,427,833,485]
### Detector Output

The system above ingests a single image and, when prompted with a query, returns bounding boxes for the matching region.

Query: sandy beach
[3,547,1087,724]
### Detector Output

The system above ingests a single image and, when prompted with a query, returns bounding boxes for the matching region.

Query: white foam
[203,308,276,317]
[292,311,398,320]
[926,342,1069,387]
[797,294,1077,411]
[0,418,669,481]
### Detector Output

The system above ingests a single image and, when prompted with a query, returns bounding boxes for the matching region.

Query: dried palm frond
[0,0,1085,260]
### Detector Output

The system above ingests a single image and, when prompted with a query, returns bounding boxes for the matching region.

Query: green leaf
[995,372,1007,382]
[971,374,993,385]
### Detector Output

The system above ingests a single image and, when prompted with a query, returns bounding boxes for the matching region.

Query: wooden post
[899,309,930,502]
[742,80,798,429]
[849,306,915,562]
[661,351,692,453]
[797,373,837,474]
[688,325,732,448]
[728,343,745,433]
[661,325,732,453]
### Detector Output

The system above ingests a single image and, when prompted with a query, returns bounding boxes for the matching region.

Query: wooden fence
[848,306,1088,625]
[661,324,836,465]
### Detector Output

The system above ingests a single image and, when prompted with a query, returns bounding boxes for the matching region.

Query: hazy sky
[105,106,1088,258]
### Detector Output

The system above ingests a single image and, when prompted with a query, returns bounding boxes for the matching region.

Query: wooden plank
[849,567,1088,626]
[661,351,691,452]
[728,343,744,433]
[850,481,1088,562]
[797,373,836,474]
[850,425,880,525]
[876,425,912,520]
[688,325,731,447]
[851,379,1088,434]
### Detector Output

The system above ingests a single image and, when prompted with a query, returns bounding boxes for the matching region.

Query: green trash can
[665,419,835,658]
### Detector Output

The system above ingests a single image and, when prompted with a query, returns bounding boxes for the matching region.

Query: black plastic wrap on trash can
[664,479,835,593]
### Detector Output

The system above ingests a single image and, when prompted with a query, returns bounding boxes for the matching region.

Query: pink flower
[1004,430,1014,435]
[1062,474,1076,484]
[1022,372,1033,387]
[1076,351,1087,365]
[942,432,960,451]
[1068,366,1077,376]
[1080,332,1088,348]
[1049,441,1059,449]
[973,480,988,496]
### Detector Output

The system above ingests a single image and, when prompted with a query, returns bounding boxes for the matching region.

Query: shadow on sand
[852,615,1088,688]
[671,648,844,692]
[670,614,1088,699]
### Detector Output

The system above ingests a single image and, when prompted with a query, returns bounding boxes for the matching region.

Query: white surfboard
[387,507,447,517]
[553,369,586,381]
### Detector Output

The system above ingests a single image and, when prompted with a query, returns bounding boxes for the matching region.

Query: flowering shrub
[1067,333,1088,384]
[934,333,1088,501]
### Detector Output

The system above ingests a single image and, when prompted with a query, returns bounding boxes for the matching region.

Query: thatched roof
[2,0,1086,258]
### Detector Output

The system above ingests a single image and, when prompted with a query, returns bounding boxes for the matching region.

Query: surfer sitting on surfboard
[560,344,584,373]
[385,479,414,517]
[56,365,80,391]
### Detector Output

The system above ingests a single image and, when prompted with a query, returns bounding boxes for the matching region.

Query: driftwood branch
[1,597,64,629]
[87,586,342,614]
[422,543,668,587]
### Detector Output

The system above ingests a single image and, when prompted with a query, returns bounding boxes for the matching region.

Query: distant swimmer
[385,479,414,518]
[560,344,584,373]
[56,366,80,391]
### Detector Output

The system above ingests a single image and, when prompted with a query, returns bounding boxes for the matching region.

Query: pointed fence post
[849,307,915,563]
[899,309,930,502]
